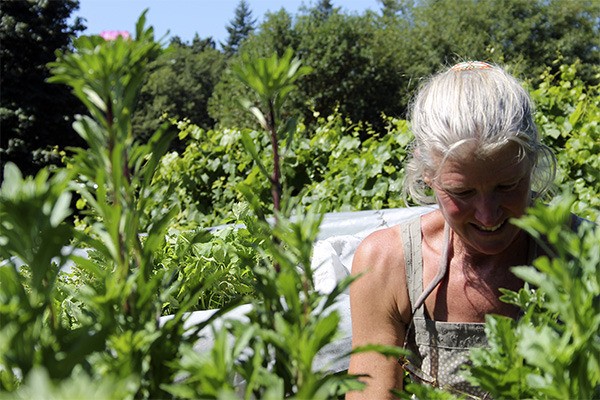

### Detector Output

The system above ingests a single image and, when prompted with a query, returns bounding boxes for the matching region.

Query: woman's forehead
[433,140,526,165]
[435,143,532,183]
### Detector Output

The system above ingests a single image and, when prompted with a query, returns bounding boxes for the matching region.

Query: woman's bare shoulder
[353,211,442,275]
[350,224,412,321]
[352,225,405,275]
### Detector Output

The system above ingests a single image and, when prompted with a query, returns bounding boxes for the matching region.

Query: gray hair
[404,62,556,205]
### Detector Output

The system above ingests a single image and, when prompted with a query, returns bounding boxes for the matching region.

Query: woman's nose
[474,193,502,226]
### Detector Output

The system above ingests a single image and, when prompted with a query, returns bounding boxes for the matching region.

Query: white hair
[404,62,556,204]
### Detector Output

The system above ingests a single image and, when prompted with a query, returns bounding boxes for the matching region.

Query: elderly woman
[347,61,576,398]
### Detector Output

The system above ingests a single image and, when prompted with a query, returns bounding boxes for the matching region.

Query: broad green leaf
[50,192,72,227]
[239,130,270,180]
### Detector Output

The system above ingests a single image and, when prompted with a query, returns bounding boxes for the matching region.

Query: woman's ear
[423,174,432,187]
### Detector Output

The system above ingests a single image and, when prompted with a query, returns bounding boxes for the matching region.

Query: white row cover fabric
[164,206,436,374]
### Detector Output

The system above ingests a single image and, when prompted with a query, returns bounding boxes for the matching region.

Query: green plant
[465,196,600,399]
[232,47,312,217]
[1,12,237,398]
[0,164,83,389]
[148,121,272,229]
[531,61,600,222]
[162,48,364,399]
[157,225,257,314]
[148,111,413,230]
[299,113,412,211]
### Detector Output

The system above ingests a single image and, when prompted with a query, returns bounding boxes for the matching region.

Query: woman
[347,61,561,398]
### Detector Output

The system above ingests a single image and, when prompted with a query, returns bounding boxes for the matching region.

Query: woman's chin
[463,222,523,255]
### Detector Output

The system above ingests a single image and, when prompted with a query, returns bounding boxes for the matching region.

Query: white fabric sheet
[166,206,436,373]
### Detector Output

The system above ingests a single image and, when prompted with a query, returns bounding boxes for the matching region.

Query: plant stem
[268,99,281,217]
[267,100,282,273]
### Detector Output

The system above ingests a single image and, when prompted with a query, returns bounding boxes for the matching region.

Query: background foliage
[1,1,599,398]
[0,24,362,398]
[529,61,600,221]
[0,0,86,179]
[148,62,599,229]
[131,39,225,149]
[3,0,598,175]
[207,0,599,132]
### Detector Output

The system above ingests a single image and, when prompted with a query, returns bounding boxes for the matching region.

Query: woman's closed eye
[445,182,520,197]
[447,189,474,198]
[497,181,520,191]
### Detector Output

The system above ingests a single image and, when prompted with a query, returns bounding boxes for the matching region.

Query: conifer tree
[221,0,256,57]
[314,0,334,19]
[378,0,413,19]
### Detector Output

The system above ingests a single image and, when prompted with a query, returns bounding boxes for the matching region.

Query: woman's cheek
[438,193,468,217]
[507,190,531,216]
[501,184,531,212]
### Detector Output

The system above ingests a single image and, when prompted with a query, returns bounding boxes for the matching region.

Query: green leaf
[239,130,270,180]
[140,121,176,189]
[311,311,341,354]
[249,106,269,130]
[50,192,72,227]
[0,162,23,198]
[350,343,410,359]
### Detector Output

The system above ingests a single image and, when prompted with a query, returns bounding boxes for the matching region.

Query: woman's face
[431,143,533,256]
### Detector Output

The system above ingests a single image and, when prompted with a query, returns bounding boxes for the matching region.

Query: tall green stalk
[160,49,368,399]
[232,48,311,221]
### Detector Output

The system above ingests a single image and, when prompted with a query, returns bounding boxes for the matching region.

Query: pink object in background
[99,30,131,40]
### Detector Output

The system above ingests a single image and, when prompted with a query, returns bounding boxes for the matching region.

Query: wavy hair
[403,62,556,205]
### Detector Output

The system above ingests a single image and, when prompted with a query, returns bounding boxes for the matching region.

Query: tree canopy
[2,0,599,176]
[132,39,225,149]
[0,0,86,178]
[207,0,599,131]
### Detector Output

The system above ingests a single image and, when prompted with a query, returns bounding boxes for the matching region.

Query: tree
[220,0,256,57]
[293,10,405,131]
[209,9,297,129]
[407,0,600,83]
[377,0,414,19]
[0,0,86,179]
[308,0,336,20]
[378,0,402,18]
[209,6,412,132]
[132,39,226,149]
[209,0,599,133]
[190,34,217,53]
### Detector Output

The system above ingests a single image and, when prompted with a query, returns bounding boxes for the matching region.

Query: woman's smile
[471,219,506,233]
[432,142,533,255]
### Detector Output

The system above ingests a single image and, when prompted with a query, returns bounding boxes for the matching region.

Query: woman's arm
[346,227,411,399]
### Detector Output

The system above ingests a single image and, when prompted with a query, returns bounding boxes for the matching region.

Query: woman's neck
[451,229,530,271]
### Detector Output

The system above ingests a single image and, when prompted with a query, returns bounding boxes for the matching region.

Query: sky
[72,0,382,48]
